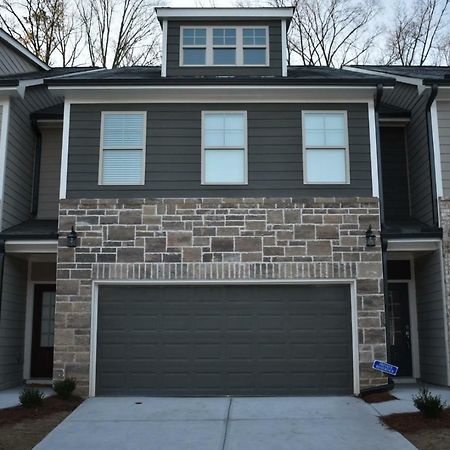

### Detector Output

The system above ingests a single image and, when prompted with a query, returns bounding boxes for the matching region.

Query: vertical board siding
[67,103,372,198]
[415,251,448,385]
[2,86,61,230]
[382,83,434,225]
[166,20,282,77]
[0,41,38,75]
[37,127,62,219]
[0,256,27,390]
[438,101,450,198]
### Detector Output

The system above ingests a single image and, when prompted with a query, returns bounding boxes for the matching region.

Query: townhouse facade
[0,7,449,398]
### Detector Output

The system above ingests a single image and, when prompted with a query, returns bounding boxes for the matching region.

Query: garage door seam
[221,397,232,450]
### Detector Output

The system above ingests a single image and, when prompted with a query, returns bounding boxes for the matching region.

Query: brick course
[55,197,386,396]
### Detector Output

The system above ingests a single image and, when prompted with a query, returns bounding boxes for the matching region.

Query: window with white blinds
[99,112,146,185]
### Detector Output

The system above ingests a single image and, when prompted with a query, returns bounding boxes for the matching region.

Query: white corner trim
[0,29,49,71]
[161,20,168,77]
[430,101,443,198]
[281,20,287,77]
[89,279,360,397]
[368,100,379,198]
[59,101,71,199]
[0,99,11,230]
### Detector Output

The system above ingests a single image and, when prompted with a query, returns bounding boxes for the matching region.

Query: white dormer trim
[281,20,287,77]
[156,7,294,21]
[0,29,49,71]
[161,20,168,77]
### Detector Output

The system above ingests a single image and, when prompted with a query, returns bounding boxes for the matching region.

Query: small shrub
[53,377,77,399]
[413,387,446,419]
[19,388,44,408]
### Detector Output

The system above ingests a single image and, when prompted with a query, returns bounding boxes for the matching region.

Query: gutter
[426,84,439,228]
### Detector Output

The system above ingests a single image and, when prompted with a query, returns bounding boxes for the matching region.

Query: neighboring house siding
[37,127,62,219]
[382,83,434,225]
[0,40,38,75]
[2,85,60,230]
[66,103,372,198]
[415,250,448,385]
[438,100,450,197]
[166,20,282,77]
[0,256,28,390]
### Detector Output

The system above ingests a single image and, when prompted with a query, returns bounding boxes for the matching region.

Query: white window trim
[98,111,147,186]
[180,26,269,67]
[301,110,350,185]
[201,110,248,185]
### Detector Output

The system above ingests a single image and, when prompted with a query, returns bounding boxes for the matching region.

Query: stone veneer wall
[440,198,450,341]
[55,197,387,396]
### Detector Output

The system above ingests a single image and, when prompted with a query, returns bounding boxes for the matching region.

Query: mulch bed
[0,395,83,426]
[361,391,398,403]
[382,408,450,433]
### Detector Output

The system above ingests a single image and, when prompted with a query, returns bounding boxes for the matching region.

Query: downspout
[372,83,395,393]
[0,239,5,321]
[31,118,42,217]
[426,84,439,228]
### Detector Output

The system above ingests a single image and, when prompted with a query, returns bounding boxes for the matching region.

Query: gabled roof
[352,65,450,85]
[0,28,49,71]
[45,65,395,87]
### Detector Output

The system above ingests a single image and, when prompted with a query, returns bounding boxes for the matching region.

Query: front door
[30,284,56,378]
[387,283,413,377]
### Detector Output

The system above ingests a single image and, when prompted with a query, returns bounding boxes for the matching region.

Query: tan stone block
[294,225,315,239]
[182,247,202,262]
[357,262,382,278]
[316,225,339,239]
[167,231,192,247]
[306,241,331,256]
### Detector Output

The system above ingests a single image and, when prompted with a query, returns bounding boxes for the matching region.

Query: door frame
[387,255,420,380]
[89,279,360,397]
[23,263,56,380]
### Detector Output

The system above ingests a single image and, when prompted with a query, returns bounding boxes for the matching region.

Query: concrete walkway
[0,386,54,409]
[35,396,415,450]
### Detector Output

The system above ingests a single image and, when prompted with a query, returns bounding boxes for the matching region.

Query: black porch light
[67,226,78,248]
[365,225,376,248]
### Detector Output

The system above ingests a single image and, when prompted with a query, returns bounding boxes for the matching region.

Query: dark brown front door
[31,284,56,378]
[388,283,413,377]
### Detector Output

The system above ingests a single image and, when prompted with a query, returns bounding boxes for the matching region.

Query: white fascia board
[5,240,57,253]
[49,85,378,103]
[0,29,49,71]
[161,21,168,78]
[387,239,441,252]
[368,100,379,197]
[155,7,294,20]
[0,87,17,97]
[0,98,10,231]
[59,101,71,199]
[345,66,425,93]
[430,101,443,198]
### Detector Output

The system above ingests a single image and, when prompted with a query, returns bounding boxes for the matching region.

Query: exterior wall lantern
[365,225,376,248]
[67,226,78,248]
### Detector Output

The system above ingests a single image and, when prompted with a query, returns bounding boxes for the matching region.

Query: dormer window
[181,26,269,67]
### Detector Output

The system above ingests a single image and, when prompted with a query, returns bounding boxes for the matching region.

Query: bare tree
[384,0,450,65]
[78,0,161,68]
[260,0,381,67]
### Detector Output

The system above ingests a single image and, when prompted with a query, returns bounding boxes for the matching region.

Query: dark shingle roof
[44,65,395,86]
[0,219,58,239]
[353,65,450,85]
[0,67,99,84]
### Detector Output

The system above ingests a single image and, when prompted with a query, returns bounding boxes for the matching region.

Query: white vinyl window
[302,111,350,184]
[181,26,269,67]
[99,112,146,185]
[202,111,247,185]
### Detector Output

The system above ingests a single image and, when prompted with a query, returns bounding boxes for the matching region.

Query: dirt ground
[383,409,450,450]
[0,396,82,450]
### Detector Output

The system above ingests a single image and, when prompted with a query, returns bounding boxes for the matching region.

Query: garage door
[96,284,353,396]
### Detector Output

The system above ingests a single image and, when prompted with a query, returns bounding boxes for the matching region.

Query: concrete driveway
[35,396,416,450]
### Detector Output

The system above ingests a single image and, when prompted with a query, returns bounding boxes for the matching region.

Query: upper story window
[99,112,146,185]
[302,111,349,184]
[181,26,269,67]
[202,111,248,185]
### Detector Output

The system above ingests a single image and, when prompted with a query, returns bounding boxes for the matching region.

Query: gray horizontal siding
[166,20,282,77]
[415,251,448,385]
[0,40,38,75]
[2,85,61,230]
[438,101,450,198]
[0,256,27,390]
[66,103,372,198]
[37,127,62,219]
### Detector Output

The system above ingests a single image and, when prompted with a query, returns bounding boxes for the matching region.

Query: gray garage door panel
[96,284,353,396]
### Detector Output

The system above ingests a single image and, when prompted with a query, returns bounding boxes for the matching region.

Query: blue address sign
[372,360,399,376]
